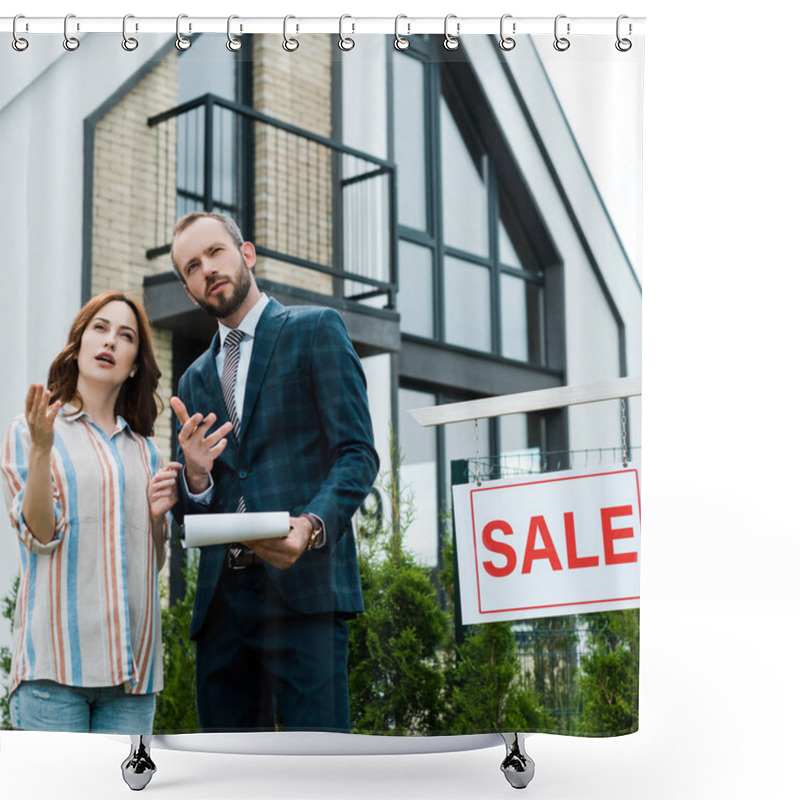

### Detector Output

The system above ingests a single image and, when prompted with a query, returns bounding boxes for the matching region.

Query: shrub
[348,444,450,734]
[153,552,199,733]
[578,610,639,735]
[0,575,19,729]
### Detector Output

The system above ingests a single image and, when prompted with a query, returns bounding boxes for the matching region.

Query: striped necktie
[221,329,247,517]
[221,328,244,441]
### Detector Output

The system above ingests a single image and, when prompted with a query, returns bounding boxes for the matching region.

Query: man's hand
[246,515,313,570]
[170,397,233,494]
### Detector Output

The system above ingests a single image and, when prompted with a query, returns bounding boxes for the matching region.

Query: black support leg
[121,735,156,791]
[500,733,535,789]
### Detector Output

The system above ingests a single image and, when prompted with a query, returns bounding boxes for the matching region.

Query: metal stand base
[500,733,535,790]
[118,732,533,790]
[121,735,156,791]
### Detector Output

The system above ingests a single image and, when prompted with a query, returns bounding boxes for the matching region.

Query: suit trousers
[195,560,351,733]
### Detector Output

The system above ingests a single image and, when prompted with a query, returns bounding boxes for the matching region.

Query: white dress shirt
[216,293,269,422]
[183,294,268,503]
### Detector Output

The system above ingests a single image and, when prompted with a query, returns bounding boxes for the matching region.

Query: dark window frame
[388,38,570,577]
[388,36,549,367]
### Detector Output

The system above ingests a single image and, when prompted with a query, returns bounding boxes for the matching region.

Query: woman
[1,291,180,734]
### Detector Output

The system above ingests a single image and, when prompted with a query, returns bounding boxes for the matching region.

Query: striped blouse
[1,404,165,698]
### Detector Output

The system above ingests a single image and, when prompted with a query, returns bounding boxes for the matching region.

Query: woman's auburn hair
[47,291,163,437]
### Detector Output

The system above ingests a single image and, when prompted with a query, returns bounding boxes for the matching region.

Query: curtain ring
[499,14,516,51]
[394,15,410,51]
[282,15,299,52]
[12,15,29,52]
[122,14,139,51]
[175,14,191,51]
[338,15,355,51]
[443,14,460,51]
[615,15,632,52]
[227,15,243,52]
[63,13,80,51]
[553,14,570,51]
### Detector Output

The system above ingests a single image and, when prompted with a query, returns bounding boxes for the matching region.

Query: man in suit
[169,211,379,733]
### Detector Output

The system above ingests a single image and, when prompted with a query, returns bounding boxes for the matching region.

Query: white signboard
[452,464,641,624]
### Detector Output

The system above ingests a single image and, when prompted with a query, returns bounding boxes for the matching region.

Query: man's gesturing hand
[170,396,233,494]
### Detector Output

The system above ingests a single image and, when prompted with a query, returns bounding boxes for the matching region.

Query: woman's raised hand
[25,384,62,452]
[148,461,183,522]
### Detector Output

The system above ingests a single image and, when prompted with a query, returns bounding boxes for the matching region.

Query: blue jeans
[9,680,156,734]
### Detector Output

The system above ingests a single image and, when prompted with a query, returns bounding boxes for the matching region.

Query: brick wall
[90,38,338,457]
[252,35,334,296]
[91,53,178,461]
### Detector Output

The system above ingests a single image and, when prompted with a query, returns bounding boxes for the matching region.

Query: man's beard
[191,259,252,319]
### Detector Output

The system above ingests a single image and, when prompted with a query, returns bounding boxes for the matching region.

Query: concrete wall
[0,33,172,649]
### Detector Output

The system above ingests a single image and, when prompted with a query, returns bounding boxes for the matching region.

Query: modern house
[0,31,640,622]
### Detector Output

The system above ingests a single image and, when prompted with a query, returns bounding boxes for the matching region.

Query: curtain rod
[1,16,645,37]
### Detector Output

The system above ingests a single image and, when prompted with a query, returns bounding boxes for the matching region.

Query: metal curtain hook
[499,14,516,51]
[63,13,80,51]
[175,14,191,51]
[282,15,299,52]
[227,15,243,52]
[122,14,139,51]
[394,15,410,51]
[12,14,29,52]
[615,14,632,51]
[553,14,570,51]
[443,14,460,51]
[338,15,355,51]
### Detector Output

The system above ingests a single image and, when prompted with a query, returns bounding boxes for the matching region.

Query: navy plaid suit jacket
[176,299,379,640]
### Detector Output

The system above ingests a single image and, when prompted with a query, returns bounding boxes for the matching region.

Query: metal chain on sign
[620,398,629,468]
[474,418,482,486]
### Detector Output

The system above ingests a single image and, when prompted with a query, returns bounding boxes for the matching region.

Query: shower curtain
[0,14,644,792]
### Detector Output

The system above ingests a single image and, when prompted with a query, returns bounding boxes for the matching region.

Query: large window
[392,42,546,366]
[391,41,560,572]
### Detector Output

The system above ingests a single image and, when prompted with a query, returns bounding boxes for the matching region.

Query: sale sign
[451,464,641,624]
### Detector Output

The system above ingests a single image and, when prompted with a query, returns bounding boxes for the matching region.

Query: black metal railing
[148,94,397,309]
[462,446,641,483]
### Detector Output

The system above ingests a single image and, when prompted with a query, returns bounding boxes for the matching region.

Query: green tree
[514,615,582,733]
[446,621,554,733]
[578,609,639,735]
[0,575,19,729]
[438,535,553,734]
[153,553,199,733]
[348,442,450,734]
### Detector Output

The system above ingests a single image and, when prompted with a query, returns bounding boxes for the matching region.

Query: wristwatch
[301,513,324,550]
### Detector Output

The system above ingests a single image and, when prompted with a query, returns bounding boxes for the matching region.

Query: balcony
[144,94,399,355]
